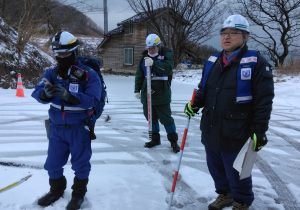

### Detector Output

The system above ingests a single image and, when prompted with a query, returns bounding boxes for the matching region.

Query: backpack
[77,56,107,121]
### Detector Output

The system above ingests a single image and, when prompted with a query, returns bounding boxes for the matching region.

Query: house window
[124,48,134,65]
[128,24,133,34]
[125,24,134,34]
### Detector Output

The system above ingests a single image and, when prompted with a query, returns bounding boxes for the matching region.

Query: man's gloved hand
[184,101,199,118]
[44,84,55,98]
[135,92,141,99]
[53,85,69,101]
[252,132,268,151]
[144,57,154,67]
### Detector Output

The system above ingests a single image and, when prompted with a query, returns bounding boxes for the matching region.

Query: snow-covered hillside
[0,17,54,88]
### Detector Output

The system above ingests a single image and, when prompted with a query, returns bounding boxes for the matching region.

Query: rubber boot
[167,133,180,153]
[66,177,88,210]
[144,133,161,148]
[37,176,66,207]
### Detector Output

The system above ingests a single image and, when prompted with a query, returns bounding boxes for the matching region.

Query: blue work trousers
[205,147,254,206]
[45,123,92,180]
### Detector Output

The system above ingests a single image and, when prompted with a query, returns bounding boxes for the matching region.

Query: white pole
[146,66,152,142]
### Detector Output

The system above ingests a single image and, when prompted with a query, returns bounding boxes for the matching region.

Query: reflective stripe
[145,76,168,80]
[236,96,253,102]
[208,56,218,62]
[152,76,168,80]
[50,103,91,111]
[240,56,257,64]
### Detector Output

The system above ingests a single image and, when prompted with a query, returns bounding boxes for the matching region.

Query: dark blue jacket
[194,45,274,152]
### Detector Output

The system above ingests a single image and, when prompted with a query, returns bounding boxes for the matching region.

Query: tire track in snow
[268,127,300,152]
[255,156,300,210]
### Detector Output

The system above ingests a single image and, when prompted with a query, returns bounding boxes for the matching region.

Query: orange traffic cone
[16,73,25,97]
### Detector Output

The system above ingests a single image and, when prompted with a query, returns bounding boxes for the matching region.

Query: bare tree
[0,0,102,54]
[236,0,300,67]
[127,0,224,65]
[15,0,49,53]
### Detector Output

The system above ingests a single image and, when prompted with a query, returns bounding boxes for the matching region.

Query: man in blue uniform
[32,31,102,210]
[184,15,274,210]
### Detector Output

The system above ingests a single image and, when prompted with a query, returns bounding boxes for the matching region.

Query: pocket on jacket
[221,111,249,140]
[200,108,209,132]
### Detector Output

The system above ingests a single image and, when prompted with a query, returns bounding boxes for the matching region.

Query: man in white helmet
[184,14,274,209]
[32,31,103,210]
[134,33,180,153]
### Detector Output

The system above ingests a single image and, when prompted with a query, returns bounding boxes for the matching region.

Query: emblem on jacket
[69,83,79,93]
[241,68,251,80]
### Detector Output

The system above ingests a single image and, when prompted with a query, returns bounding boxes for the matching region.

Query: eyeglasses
[220,32,243,37]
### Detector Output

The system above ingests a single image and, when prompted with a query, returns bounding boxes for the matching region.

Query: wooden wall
[100,24,149,74]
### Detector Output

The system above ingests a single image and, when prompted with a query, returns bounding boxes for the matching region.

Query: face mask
[56,53,76,78]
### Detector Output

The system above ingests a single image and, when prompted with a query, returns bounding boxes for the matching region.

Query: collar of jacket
[221,44,249,67]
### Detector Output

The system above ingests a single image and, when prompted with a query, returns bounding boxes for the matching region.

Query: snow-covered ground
[0,72,299,210]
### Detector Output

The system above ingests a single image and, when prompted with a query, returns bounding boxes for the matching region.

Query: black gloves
[44,84,55,98]
[53,85,70,101]
[40,84,55,100]
[252,132,268,151]
[40,83,79,105]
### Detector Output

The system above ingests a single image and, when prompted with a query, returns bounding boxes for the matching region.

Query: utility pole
[103,0,108,34]
[167,0,171,48]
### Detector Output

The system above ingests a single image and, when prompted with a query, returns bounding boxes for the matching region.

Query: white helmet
[222,14,250,33]
[51,31,79,53]
[145,33,161,48]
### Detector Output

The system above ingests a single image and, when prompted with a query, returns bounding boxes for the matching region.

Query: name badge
[241,68,251,80]
[69,83,79,93]
[158,55,164,60]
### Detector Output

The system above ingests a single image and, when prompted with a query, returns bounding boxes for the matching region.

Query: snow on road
[0,73,299,210]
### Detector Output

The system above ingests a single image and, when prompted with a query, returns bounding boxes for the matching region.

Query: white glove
[144,57,153,67]
[135,92,141,99]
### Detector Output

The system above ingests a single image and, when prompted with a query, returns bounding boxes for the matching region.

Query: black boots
[66,177,88,210]
[144,133,161,148]
[144,133,180,153]
[38,176,67,207]
[168,133,180,153]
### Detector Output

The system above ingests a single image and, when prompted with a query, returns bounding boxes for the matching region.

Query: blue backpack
[78,56,107,122]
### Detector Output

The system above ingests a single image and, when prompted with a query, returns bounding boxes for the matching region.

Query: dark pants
[205,147,254,206]
[142,103,176,134]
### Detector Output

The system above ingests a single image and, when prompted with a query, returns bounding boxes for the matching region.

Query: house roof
[98,7,189,48]
[117,8,166,26]
[106,7,186,36]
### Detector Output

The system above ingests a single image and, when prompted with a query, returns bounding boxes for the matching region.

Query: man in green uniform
[134,33,180,153]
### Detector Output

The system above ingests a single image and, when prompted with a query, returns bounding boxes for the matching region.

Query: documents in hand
[233,138,257,180]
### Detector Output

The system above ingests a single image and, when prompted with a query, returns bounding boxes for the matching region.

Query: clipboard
[233,138,257,180]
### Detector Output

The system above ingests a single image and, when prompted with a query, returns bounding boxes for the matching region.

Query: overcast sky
[77,0,135,30]
[64,0,222,48]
